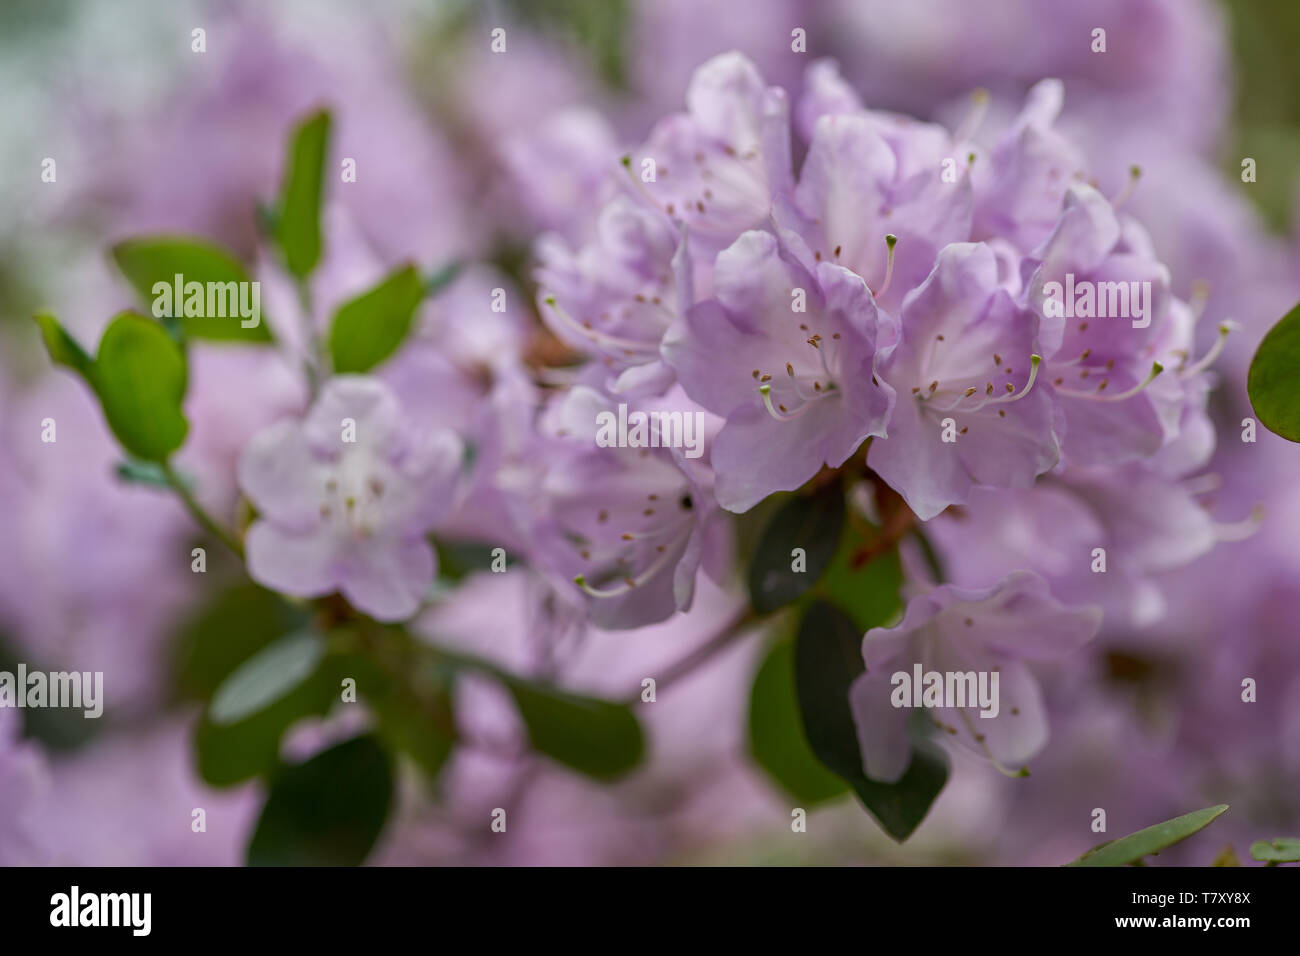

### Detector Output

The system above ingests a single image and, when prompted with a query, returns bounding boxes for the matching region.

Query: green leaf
[342,652,457,783]
[1067,804,1230,866]
[110,236,272,342]
[1249,837,1300,863]
[94,312,189,462]
[172,585,309,701]
[748,483,846,614]
[505,679,643,780]
[1248,300,1300,441]
[247,735,393,866]
[794,601,948,841]
[195,653,336,787]
[276,109,331,278]
[817,521,904,633]
[328,264,425,373]
[33,311,96,381]
[748,636,849,805]
[208,631,326,726]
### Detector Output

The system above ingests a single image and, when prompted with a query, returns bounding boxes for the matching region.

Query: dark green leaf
[795,601,948,841]
[172,585,308,701]
[1248,300,1300,441]
[748,483,845,614]
[1067,804,1230,866]
[94,312,188,462]
[247,735,393,866]
[208,631,325,726]
[277,109,331,278]
[1249,837,1300,863]
[195,655,336,787]
[505,679,643,780]
[328,264,425,373]
[748,636,848,805]
[343,652,456,783]
[33,311,96,381]
[110,236,272,342]
[817,522,904,633]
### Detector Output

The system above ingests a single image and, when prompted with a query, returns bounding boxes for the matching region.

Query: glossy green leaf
[209,631,326,726]
[1249,837,1300,863]
[1067,804,1230,866]
[328,264,425,373]
[1248,300,1300,441]
[172,584,308,701]
[195,655,336,787]
[94,312,188,462]
[795,601,948,841]
[505,679,644,780]
[276,109,331,277]
[247,735,393,866]
[748,636,849,805]
[110,236,272,342]
[748,483,846,614]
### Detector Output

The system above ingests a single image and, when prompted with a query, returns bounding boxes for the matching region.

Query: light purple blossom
[664,230,894,512]
[535,195,687,396]
[509,386,724,629]
[970,79,1088,252]
[630,52,793,253]
[868,242,1059,520]
[850,570,1101,782]
[1024,182,1201,466]
[780,67,974,313]
[0,710,48,866]
[239,376,463,621]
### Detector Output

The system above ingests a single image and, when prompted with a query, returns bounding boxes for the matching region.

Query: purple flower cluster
[524,51,1230,779]
[4,0,1291,865]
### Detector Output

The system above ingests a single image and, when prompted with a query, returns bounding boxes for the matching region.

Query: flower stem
[161,461,245,560]
[294,276,323,399]
[624,605,763,704]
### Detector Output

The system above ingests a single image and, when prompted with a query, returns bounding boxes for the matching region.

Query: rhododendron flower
[778,88,973,312]
[664,230,894,512]
[868,242,1059,519]
[238,376,463,620]
[849,571,1101,782]
[535,195,687,397]
[630,52,793,250]
[510,385,724,629]
[1024,182,1178,464]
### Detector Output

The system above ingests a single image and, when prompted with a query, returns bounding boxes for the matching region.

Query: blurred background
[1,0,1299,865]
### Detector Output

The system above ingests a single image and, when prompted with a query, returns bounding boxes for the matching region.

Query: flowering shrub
[8,2,1300,868]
